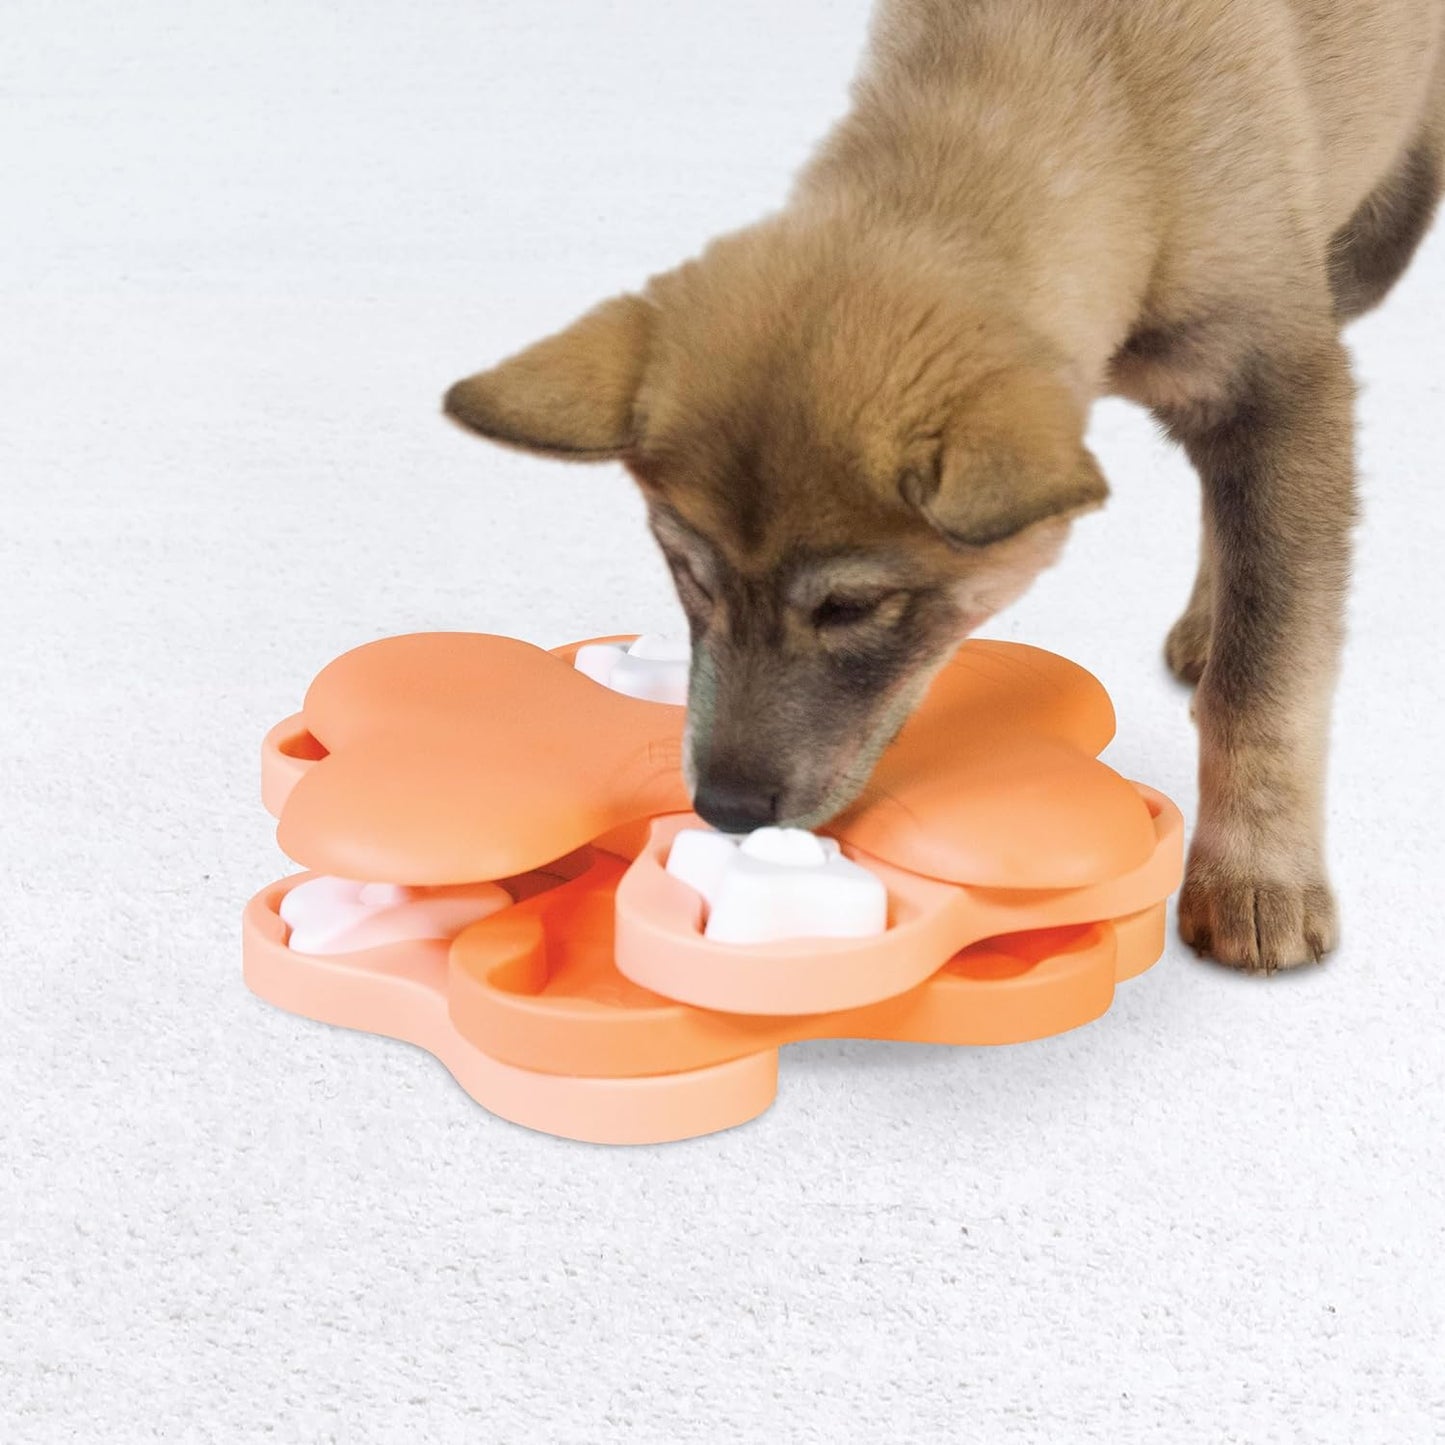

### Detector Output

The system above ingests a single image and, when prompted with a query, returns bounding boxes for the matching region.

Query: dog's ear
[899,365,1107,547]
[443,294,652,460]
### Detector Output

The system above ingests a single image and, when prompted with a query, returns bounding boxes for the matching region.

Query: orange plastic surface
[614,789,1180,1014]
[243,879,778,1145]
[246,630,1184,1143]
[244,872,1165,1144]
[447,847,1174,1076]
[272,633,1157,890]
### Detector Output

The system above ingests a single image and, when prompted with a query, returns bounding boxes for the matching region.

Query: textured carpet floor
[3,3,1442,1441]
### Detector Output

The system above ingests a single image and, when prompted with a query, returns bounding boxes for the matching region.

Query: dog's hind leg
[1328,116,1443,321]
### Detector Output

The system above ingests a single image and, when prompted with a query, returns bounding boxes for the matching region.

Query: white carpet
[3,3,1442,1440]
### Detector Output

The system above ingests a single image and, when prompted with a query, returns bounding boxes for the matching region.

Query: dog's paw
[1164,608,1211,686]
[1178,859,1338,973]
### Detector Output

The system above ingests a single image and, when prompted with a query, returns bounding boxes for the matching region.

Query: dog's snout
[692,773,780,834]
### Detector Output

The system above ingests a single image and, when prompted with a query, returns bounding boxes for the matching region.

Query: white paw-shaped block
[665,826,888,945]
[279,876,510,955]
[574,634,689,705]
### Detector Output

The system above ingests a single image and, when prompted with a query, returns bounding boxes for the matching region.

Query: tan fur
[446,0,1445,971]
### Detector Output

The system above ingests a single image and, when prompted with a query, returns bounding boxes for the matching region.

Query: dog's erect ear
[899,366,1107,547]
[443,294,652,460]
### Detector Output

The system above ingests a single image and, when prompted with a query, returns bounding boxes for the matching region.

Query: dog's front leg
[1165,333,1355,971]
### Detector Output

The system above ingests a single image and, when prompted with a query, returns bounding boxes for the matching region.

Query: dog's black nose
[692,775,780,834]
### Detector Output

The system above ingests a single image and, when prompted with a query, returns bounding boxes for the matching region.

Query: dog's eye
[812,592,891,629]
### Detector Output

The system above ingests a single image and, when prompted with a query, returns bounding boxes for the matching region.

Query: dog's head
[445,221,1105,831]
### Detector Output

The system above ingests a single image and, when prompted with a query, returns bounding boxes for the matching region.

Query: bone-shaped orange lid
[275,633,1156,888]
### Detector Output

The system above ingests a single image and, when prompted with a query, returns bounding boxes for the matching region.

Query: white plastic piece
[358,881,407,908]
[279,875,511,956]
[665,826,889,946]
[623,634,691,662]
[574,634,690,705]
[664,827,744,906]
[739,827,829,868]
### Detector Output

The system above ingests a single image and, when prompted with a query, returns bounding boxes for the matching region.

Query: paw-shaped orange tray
[243,633,1183,1143]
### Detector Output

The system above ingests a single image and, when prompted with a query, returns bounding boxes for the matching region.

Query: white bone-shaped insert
[279,876,510,955]
[665,826,889,945]
[574,634,690,705]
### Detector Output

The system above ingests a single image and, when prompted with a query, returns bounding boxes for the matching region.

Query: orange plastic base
[243,882,776,1145]
[244,874,1167,1144]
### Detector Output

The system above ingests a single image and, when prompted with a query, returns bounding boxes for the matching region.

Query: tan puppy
[445,0,1445,972]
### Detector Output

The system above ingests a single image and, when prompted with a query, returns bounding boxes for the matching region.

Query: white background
[3,2,1442,1440]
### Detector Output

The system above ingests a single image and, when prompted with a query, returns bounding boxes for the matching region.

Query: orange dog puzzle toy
[243,632,1183,1144]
